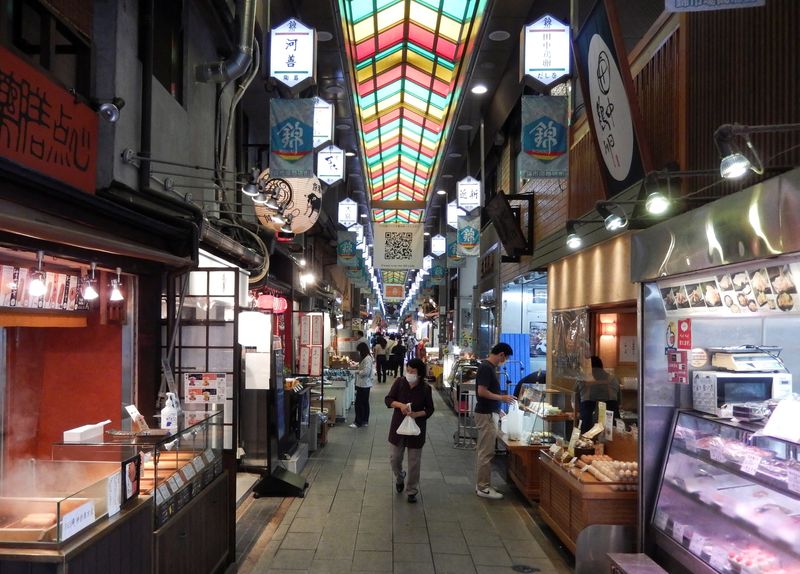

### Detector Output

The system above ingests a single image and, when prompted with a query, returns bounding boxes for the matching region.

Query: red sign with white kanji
[677,318,692,349]
[0,45,97,194]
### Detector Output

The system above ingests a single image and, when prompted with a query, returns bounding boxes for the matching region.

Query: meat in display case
[652,411,800,574]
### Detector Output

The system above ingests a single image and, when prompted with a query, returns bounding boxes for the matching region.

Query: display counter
[538,451,637,553]
[323,368,355,420]
[498,433,549,502]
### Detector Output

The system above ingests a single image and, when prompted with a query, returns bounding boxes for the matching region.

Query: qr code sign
[385,232,413,260]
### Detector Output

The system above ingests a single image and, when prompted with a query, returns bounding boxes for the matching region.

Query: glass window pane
[181,326,207,347]
[209,297,235,321]
[180,348,206,372]
[209,324,234,347]
[181,296,208,320]
[188,271,208,296]
[208,271,236,296]
[208,349,233,372]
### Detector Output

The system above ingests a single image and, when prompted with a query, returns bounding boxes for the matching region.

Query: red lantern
[273,296,288,313]
[257,294,274,310]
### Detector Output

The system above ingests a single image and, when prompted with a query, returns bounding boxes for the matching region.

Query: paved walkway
[235,384,573,574]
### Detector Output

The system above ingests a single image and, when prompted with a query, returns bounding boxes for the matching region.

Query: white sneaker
[476,486,504,499]
[349,423,359,428]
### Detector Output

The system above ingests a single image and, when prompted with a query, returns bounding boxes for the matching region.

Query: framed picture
[122,454,141,504]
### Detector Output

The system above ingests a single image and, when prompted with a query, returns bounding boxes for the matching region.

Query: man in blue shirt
[474,343,516,499]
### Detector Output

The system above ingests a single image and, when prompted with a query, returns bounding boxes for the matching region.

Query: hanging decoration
[269,18,317,91]
[254,173,322,234]
[447,232,465,268]
[457,176,481,213]
[337,231,359,267]
[338,197,359,227]
[457,212,481,257]
[270,98,315,179]
[519,96,569,180]
[374,223,424,270]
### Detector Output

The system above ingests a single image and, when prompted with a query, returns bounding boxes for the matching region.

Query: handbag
[397,414,421,436]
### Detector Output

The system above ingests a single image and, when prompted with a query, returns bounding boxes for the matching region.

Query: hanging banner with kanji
[429,257,447,286]
[337,231,359,267]
[270,98,314,178]
[518,96,568,180]
[374,223,424,270]
[447,232,465,268]
[457,214,481,257]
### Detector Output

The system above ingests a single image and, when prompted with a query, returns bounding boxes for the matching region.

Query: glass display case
[652,410,800,574]
[51,411,224,528]
[516,385,575,444]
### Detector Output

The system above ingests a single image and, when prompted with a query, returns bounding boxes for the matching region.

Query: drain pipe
[195,0,257,83]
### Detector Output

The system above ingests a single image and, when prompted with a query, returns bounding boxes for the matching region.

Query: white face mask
[406,374,418,384]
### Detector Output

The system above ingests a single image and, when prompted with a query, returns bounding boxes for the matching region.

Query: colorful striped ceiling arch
[340,0,488,223]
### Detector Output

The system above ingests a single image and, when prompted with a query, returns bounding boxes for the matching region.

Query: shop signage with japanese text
[269,18,316,90]
[520,15,570,86]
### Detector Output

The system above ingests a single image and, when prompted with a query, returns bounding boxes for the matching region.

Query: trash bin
[307,412,320,452]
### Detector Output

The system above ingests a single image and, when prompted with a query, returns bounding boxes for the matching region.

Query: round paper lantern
[273,296,288,313]
[238,311,270,347]
[257,294,274,310]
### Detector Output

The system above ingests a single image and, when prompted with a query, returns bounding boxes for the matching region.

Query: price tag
[685,437,697,453]
[788,467,800,494]
[604,410,614,442]
[168,475,181,492]
[156,484,171,505]
[709,548,729,571]
[549,444,560,455]
[568,428,580,457]
[203,448,216,464]
[740,453,762,476]
[616,419,626,434]
[654,510,669,531]
[689,534,707,556]
[710,447,726,463]
[671,522,686,544]
[106,472,122,518]
[192,456,205,473]
[182,464,196,481]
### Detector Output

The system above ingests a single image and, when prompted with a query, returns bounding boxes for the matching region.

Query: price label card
[654,510,669,531]
[182,464,196,481]
[156,484,171,505]
[192,456,205,473]
[568,428,580,457]
[710,447,726,463]
[203,448,216,464]
[685,437,697,453]
[689,534,707,556]
[740,453,762,476]
[168,475,181,492]
[671,522,686,544]
[106,472,122,518]
[709,548,729,571]
[549,444,560,455]
[788,467,800,494]
[616,419,626,434]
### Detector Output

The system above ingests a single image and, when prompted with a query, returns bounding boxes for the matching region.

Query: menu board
[659,262,799,317]
[184,372,227,404]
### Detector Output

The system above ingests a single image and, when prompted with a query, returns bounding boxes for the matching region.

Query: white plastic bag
[506,402,524,440]
[397,415,421,436]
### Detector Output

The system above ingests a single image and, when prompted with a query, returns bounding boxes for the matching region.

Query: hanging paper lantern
[273,296,288,313]
[257,294,274,310]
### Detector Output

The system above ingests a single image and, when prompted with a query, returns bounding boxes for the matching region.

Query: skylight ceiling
[340,0,488,223]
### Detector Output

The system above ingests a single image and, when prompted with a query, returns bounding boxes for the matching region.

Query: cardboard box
[311,397,336,423]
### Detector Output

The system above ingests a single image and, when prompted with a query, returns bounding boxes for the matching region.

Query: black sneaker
[395,471,406,493]
[407,494,417,503]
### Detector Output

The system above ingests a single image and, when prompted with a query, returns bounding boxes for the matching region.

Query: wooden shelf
[0,307,88,327]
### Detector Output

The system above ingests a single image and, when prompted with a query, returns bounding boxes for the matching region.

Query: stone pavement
[234,384,573,574]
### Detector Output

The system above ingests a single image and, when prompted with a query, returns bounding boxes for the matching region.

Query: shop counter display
[538,448,638,553]
[498,433,550,502]
[323,368,355,420]
[651,411,800,574]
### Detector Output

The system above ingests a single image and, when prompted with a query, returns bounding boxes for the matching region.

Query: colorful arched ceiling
[339,0,488,226]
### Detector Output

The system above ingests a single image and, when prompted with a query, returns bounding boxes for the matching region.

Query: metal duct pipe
[195,0,257,83]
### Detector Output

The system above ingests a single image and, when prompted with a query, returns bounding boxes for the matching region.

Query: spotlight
[566,233,582,250]
[110,268,124,301]
[241,181,260,197]
[28,251,46,297]
[719,151,752,179]
[82,262,99,301]
[280,216,293,234]
[92,97,125,123]
[645,191,670,215]
[298,257,307,267]
[596,202,628,232]
[270,213,287,225]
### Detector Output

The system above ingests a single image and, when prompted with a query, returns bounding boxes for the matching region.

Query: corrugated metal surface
[500,333,530,390]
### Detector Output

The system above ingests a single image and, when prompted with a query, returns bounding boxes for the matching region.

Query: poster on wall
[300,315,312,345]
[311,346,323,376]
[184,373,227,404]
[298,346,311,374]
[659,262,800,318]
[312,314,323,346]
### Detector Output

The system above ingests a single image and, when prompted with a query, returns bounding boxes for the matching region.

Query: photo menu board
[660,261,799,317]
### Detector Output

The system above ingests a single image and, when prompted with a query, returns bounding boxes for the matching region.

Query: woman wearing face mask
[385,358,434,503]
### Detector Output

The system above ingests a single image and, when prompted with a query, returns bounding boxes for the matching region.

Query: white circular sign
[690,348,708,368]
[587,34,634,182]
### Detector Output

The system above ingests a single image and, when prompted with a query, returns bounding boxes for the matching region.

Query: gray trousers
[474,412,497,490]
[389,440,422,496]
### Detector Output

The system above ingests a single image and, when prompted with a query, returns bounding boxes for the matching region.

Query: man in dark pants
[474,343,516,499]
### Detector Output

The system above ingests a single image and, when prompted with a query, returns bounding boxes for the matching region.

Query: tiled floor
[235,385,573,574]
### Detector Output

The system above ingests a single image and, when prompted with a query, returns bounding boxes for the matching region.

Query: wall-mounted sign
[337,230,358,267]
[458,213,481,257]
[521,15,570,86]
[573,0,651,197]
[270,98,314,178]
[313,97,334,148]
[519,96,568,179]
[270,18,316,90]
[316,144,344,185]
[665,0,764,12]
[457,176,481,213]
[447,200,465,229]
[385,285,404,300]
[431,234,446,256]
[338,197,358,227]
[0,45,98,194]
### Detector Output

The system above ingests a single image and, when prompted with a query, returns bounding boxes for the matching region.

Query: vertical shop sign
[573,0,651,197]
[430,234,446,256]
[270,18,316,91]
[519,96,568,179]
[457,213,481,257]
[447,200,465,229]
[385,284,404,300]
[0,45,98,194]
[337,231,359,267]
[270,98,314,178]
[316,144,344,185]
[521,15,571,86]
[338,197,358,227]
[457,176,481,213]
[677,318,692,349]
[312,97,334,147]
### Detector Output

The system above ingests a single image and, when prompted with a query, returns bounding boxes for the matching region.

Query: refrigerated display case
[651,410,800,574]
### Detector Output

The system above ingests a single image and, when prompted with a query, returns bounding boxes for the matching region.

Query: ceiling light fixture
[488,30,510,41]
[645,191,670,215]
[110,268,124,302]
[28,250,47,297]
[436,189,446,196]
[471,84,488,95]
[345,151,356,157]
[595,202,629,232]
[82,262,99,301]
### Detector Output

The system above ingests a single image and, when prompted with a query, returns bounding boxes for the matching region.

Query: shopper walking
[392,338,407,377]
[373,334,388,383]
[474,342,516,499]
[385,334,397,377]
[350,342,374,428]
[385,358,434,503]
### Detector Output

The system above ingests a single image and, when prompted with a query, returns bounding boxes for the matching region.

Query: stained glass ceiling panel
[382,270,407,284]
[340,0,487,220]
[372,209,424,224]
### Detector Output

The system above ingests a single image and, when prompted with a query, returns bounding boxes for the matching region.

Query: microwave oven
[692,370,793,417]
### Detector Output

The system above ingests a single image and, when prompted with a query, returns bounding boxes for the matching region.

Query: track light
[595,202,628,232]
[241,167,261,197]
[645,191,670,215]
[280,217,293,234]
[110,268,124,301]
[82,262,99,301]
[712,122,800,179]
[28,250,46,297]
[270,213,286,225]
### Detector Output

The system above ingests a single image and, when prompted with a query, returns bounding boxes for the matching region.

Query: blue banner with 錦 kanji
[518,96,568,180]
[457,213,480,257]
[337,231,359,268]
[447,232,465,268]
[270,98,314,178]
